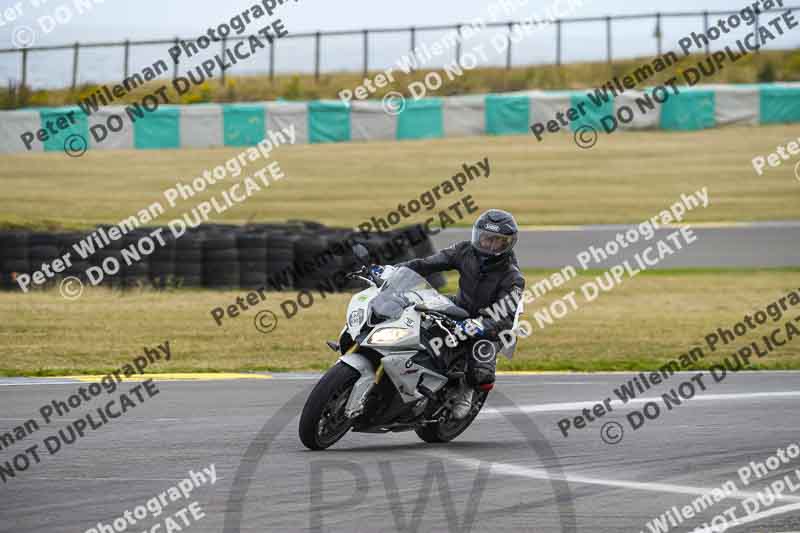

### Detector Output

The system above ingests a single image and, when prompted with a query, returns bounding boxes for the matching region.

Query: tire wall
[0,222,446,292]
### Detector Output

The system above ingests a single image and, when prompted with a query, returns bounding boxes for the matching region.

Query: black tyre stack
[174,230,204,288]
[318,229,349,290]
[264,229,295,291]
[121,230,150,289]
[0,221,444,292]
[203,230,240,289]
[237,230,268,289]
[28,233,61,289]
[0,231,30,290]
[293,233,328,290]
[58,233,92,283]
[149,228,176,289]
[93,232,124,288]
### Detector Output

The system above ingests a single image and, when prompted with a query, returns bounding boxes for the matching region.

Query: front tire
[415,390,489,443]
[299,362,361,450]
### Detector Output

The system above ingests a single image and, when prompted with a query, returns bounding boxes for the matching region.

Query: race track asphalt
[2,372,800,533]
[437,221,800,269]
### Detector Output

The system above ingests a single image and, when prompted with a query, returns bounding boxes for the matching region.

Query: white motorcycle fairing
[339,352,376,418]
[337,267,456,419]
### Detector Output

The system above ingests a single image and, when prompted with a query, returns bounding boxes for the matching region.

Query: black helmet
[471,209,518,257]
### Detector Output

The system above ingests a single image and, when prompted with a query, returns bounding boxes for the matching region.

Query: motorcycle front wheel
[415,389,489,443]
[299,362,361,450]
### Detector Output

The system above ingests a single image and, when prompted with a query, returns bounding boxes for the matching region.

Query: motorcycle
[299,244,517,450]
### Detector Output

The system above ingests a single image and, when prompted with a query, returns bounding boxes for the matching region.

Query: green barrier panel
[223,104,266,146]
[660,90,715,131]
[760,85,800,124]
[570,92,614,132]
[309,101,351,143]
[397,98,443,140]
[40,106,89,153]
[485,94,530,135]
[133,107,180,149]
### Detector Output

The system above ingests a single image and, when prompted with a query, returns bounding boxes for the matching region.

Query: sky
[0,0,780,38]
[0,0,797,88]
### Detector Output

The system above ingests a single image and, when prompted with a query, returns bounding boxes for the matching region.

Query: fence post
[656,13,662,57]
[221,36,227,84]
[71,42,79,90]
[363,29,368,77]
[21,48,27,88]
[10,8,763,92]
[173,37,179,80]
[755,12,760,54]
[314,31,321,81]
[269,39,275,84]
[410,26,416,72]
[123,39,130,80]
[506,22,512,70]
[455,24,461,65]
[556,19,562,66]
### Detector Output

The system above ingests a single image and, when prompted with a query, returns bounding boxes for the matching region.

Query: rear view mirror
[352,243,370,265]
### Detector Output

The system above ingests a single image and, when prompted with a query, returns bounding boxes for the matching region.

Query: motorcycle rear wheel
[415,389,489,443]
[299,362,361,450]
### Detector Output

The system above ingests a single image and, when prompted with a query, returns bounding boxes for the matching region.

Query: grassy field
[2,125,799,231]
[1,268,798,376]
[3,50,797,109]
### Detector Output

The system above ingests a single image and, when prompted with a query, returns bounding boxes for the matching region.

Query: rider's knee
[466,340,497,387]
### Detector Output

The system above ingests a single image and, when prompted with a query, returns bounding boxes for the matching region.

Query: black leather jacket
[399,241,525,338]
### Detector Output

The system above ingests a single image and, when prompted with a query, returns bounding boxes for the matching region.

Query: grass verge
[2,125,800,230]
[1,268,798,376]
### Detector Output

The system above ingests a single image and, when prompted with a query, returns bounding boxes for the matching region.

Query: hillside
[2,49,797,109]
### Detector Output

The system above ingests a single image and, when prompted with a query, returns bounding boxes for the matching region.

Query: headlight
[348,309,365,328]
[368,327,411,344]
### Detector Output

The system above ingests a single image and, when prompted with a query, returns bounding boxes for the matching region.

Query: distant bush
[785,51,800,80]
[282,76,302,100]
[758,61,777,83]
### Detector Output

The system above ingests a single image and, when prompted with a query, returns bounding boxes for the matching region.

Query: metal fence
[1,7,795,91]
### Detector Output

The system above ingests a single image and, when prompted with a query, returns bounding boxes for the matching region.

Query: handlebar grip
[422,311,456,328]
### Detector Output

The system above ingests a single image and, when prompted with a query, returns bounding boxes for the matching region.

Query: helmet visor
[472,227,515,255]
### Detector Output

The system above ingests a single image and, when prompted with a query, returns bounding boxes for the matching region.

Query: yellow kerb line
[44,373,273,382]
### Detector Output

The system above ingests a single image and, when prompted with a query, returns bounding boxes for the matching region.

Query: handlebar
[420,310,458,330]
[345,265,380,286]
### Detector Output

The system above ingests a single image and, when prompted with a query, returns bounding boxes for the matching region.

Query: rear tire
[415,390,489,443]
[299,362,361,450]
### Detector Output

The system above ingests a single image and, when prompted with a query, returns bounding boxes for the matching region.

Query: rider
[396,209,524,419]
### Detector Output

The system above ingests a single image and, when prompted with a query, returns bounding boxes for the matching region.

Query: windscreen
[369,267,452,322]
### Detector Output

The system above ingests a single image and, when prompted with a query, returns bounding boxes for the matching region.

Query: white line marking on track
[693,502,800,532]
[545,381,612,385]
[481,391,800,416]
[418,450,800,505]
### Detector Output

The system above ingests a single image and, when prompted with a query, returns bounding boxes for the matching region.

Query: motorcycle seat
[414,303,470,320]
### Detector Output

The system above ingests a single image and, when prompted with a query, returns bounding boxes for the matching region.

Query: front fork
[339,350,376,418]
